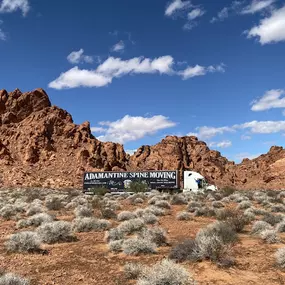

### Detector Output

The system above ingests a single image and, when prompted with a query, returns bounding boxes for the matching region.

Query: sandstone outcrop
[0,88,284,190]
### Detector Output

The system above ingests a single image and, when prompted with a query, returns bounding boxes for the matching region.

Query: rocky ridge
[0,88,284,190]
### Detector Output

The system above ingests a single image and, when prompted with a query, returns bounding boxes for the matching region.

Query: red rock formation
[0,88,284,190]
[0,88,128,188]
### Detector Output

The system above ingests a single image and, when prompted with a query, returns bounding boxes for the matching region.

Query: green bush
[129,181,148,193]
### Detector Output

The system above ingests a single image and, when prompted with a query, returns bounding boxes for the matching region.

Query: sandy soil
[0,201,285,285]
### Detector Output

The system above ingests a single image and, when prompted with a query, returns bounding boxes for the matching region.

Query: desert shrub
[26,205,43,216]
[200,222,237,245]
[262,213,283,226]
[72,217,110,232]
[122,238,156,255]
[89,187,109,196]
[177,212,192,221]
[220,187,236,197]
[259,230,280,244]
[129,181,148,193]
[216,257,236,268]
[0,205,16,220]
[195,232,228,261]
[45,195,63,210]
[148,197,159,205]
[37,221,75,244]
[124,262,144,280]
[212,201,225,208]
[74,205,93,218]
[16,219,29,229]
[117,218,146,235]
[170,194,187,205]
[117,211,137,221]
[142,213,158,224]
[250,207,268,216]
[5,231,41,253]
[216,208,249,232]
[136,259,195,285]
[145,206,166,216]
[169,239,200,262]
[194,207,215,217]
[243,208,256,221]
[251,221,272,235]
[133,198,144,204]
[275,247,285,268]
[187,202,202,212]
[229,193,244,203]
[154,200,171,209]
[221,197,231,203]
[271,204,285,213]
[0,273,30,285]
[27,213,54,227]
[139,227,167,246]
[276,220,285,232]
[105,228,125,242]
[108,240,123,252]
[100,207,117,219]
[237,201,252,210]
[134,208,145,217]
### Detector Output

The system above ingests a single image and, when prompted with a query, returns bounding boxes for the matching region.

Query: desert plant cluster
[0,187,285,284]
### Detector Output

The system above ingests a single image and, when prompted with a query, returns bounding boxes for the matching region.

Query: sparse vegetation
[136,259,196,285]
[37,221,75,244]
[72,217,110,232]
[122,238,157,255]
[275,247,285,268]
[5,231,41,253]
[0,273,30,285]
[177,211,191,221]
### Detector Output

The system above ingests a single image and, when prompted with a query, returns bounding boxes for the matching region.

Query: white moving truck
[183,171,217,193]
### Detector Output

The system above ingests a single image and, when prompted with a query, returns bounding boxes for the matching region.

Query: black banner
[83,170,178,191]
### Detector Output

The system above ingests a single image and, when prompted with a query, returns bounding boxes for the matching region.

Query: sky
[1,0,285,163]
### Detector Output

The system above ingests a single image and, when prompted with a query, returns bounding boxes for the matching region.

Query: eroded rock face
[128,136,285,190]
[0,89,128,188]
[0,88,284,190]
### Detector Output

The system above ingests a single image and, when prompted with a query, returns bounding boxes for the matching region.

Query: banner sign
[83,170,178,191]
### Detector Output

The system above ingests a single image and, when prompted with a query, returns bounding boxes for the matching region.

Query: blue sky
[1,0,285,162]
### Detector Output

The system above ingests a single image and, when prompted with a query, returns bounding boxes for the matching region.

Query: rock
[0,88,284,190]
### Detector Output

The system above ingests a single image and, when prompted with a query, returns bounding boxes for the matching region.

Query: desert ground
[1,187,285,285]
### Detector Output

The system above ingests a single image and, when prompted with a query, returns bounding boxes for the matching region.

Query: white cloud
[48,66,112,89]
[241,134,251,140]
[235,152,261,162]
[111,41,125,53]
[0,20,5,40]
[165,0,191,16]
[237,120,285,134]
[67,49,93,64]
[188,8,205,20]
[247,6,285,44]
[91,127,106,133]
[209,140,232,148]
[96,56,174,77]
[189,126,235,140]
[180,64,225,80]
[251,89,285,111]
[49,55,225,89]
[0,0,30,16]
[92,115,176,144]
[189,119,285,140]
[0,28,5,40]
[241,0,276,14]
[211,1,243,23]
[125,149,137,155]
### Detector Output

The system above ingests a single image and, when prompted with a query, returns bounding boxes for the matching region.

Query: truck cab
[183,171,217,193]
